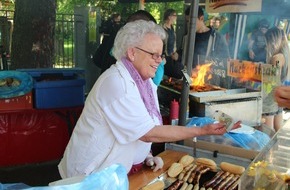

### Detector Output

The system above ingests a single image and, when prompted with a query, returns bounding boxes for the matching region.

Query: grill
[158,79,262,127]
[189,88,262,127]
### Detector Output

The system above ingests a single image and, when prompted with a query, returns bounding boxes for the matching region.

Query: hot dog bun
[195,158,217,170]
[168,162,184,177]
[179,155,194,167]
[141,180,165,190]
[220,162,245,175]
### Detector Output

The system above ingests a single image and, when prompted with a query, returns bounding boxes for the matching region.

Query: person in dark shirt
[192,7,230,68]
[162,9,178,61]
[248,19,269,63]
[94,13,123,73]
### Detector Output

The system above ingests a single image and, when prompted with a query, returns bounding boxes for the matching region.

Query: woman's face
[131,33,163,80]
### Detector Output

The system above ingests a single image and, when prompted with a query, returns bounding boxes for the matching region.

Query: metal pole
[178,0,199,127]
[139,0,145,10]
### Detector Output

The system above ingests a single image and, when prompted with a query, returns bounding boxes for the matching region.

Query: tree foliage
[57,0,184,23]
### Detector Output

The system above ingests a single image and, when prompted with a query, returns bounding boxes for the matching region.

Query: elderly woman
[58,20,232,178]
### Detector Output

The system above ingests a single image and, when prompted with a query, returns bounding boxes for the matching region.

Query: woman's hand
[275,86,290,108]
[145,153,164,172]
[202,121,241,135]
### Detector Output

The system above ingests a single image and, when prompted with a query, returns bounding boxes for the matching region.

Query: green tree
[11,0,56,69]
[9,0,184,69]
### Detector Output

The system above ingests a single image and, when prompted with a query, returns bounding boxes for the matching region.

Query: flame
[191,63,212,86]
[236,61,260,82]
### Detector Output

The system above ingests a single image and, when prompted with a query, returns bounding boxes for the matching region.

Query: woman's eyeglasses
[135,47,164,60]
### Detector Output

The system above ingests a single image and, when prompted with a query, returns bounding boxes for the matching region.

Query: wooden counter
[128,150,187,190]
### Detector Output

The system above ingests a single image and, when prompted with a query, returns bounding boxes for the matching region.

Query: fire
[191,63,213,86]
[228,60,262,83]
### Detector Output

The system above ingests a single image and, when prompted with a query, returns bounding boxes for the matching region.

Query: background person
[58,20,237,179]
[162,8,184,79]
[262,27,289,131]
[162,9,179,61]
[93,13,123,73]
[248,19,269,63]
[191,7,230,69]
[214,17,221,30]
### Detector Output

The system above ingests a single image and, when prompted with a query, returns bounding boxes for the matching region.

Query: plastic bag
[0,71,33,98]
[186,116,216,126]
[224,131,270,151]
[0,164,128,190]
[186,117,270,151]
[0,183,31,190]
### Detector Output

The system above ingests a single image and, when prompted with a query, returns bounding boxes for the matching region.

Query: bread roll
[195,158,217,170]
[168,162,184,177]
[220,162,245,175]
[179,155,194,167]
[141,180,165,190]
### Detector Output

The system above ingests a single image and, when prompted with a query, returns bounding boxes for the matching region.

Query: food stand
[130,0,290,189]
[1,0,290,189]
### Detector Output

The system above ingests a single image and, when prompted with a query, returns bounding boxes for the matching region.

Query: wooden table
[128,150,187,190]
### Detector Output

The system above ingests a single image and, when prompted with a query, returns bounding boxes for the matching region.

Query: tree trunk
[11,0,56,69]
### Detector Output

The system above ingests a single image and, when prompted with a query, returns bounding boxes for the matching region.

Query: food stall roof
[118,0,183,2]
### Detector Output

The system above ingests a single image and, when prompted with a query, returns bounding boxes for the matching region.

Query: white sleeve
[98,72,155,144]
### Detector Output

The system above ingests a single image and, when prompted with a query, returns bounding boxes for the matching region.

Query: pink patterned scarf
[122,57,163,124]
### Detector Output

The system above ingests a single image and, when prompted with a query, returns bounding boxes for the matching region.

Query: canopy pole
[139,0,145,10]
[178,0,199,127]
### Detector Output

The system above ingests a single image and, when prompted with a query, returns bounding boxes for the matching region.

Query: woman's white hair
[112,20,166,60]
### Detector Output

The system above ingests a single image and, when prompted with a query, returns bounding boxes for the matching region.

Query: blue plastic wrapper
[0,71,33,98]
[0,183,31,190]
[186,117,216,126]
[0,164,128,190]
[186,117,270,151]
[283,80,290,86]
[224,131,270,150]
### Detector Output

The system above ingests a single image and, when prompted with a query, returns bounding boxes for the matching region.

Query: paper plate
[229,124,255,134]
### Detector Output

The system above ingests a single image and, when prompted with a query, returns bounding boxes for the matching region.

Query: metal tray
[141,168,217,190]
[189,88,261,103]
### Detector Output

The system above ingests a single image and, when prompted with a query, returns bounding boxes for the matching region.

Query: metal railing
[0,10,76,69]
[54,13,75,68]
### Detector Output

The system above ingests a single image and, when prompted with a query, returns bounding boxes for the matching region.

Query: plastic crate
[18,68,86,109]
[0,91,33,111]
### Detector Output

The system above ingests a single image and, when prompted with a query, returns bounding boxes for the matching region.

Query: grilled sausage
[220,175,239,190]
[193,167,210,185]
[185,184,193,190]
[183,165,197,182]
[168,180,184,190]
[215,174,234,190]
[188,165,203,183]
[203,171,225,188]
[211,172,230,189]
[179,182,189,190]
[226,178,239,190]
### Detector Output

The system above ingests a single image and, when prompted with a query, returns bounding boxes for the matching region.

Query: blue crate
[17,68,86,109]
